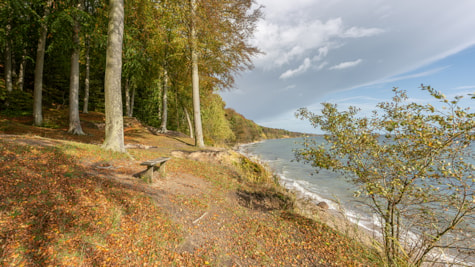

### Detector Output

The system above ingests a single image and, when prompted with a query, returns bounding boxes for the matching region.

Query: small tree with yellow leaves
[295,86,475,266]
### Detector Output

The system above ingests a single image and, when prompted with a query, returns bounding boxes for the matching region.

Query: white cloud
[341,26,385,38]
[253,17,384,68]
[376,67,447,84]
[329,59,363,70]
[257,18,344,66]
[280,58,312,79]
[451,85,475,91]
[312,47,329,61]
[221,0,475,132]
[317,61,328,70]
[256,0,320,21]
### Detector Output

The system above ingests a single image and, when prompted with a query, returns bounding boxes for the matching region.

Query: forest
[0,0,303,147]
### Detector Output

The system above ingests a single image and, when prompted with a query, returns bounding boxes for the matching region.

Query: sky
[219,0,475,134]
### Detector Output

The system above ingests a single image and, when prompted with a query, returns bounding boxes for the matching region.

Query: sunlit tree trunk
[191,0,204,147]
[68,15,85,135]
[83,36,90,113]
[102,0,125,152]
[33,0,54,126]
[184,107,194,139]
[160,68,169,133]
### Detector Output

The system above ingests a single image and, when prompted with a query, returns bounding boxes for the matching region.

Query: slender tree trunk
[383,204,398,266]
[102,0,125,152]
[4,24,13,92]
[68,16,85,135]
[160,69,169,133]
[184,107,194,139]
[11,49,17,83]
[33,0,53,126]
[191,47,204,147]
[191,0,204,147]
[175,88,179,130]
[124,79,135,117]
[125,78,130,117]
[16,49,27,91]
[130,86,135,117]
[83,36,90,113]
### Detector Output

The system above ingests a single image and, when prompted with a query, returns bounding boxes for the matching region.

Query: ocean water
[239,137,474,265]
[239,137,376,230]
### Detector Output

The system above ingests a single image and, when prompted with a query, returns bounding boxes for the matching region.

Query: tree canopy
[0,0,263,147]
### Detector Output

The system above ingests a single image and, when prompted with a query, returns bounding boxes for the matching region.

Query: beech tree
[82,0,101,114]
[102,0,125,152]
[188,0,261,147]
[159,68,169,132]
[0,0,261,148]
[67,0,86,135]
[295,87,475,266]
[189,0,204,147]
[122,0,164,119]
[82,35,91,113]
[1,1,44,95]
[33,0,54,126]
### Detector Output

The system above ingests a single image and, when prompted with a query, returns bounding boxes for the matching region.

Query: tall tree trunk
[11,48,17,83]
[102,0,125,152]
[68,16,85,135]
[191,0,204,147]
[175,88,179,130]
[33,0,53,126]
[83,36,90,113]
[4,24,13,92]
[125,78,130,116]
[16,49,27,91]
[129,86,135,117]
[125,79,135,117]
[160,69,169,133]
[184,107,194,139]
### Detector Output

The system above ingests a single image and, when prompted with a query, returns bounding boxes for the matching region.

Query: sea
[238,137,474,266]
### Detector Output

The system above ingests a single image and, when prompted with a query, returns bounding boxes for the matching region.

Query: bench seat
[134,157,170,183]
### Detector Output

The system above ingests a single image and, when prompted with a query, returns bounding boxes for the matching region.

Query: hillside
[0,111,380,266]
[225,108,308,145]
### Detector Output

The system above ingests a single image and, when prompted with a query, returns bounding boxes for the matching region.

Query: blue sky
[220,0,475,133]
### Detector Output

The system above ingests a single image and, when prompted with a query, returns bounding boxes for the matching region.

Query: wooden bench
[134,157,170,183]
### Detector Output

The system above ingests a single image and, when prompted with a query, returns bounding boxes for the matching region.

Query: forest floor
[0,109,381,266]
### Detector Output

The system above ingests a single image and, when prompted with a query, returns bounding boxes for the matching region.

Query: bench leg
[142,166,154,183]
[158,162,166,178]
[137,162,167,183]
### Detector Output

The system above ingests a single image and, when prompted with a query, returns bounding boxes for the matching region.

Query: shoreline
[235,142,379,248]
[237,140,475,266]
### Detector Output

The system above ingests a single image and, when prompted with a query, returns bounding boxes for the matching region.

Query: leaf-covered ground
[0,111,381,266]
